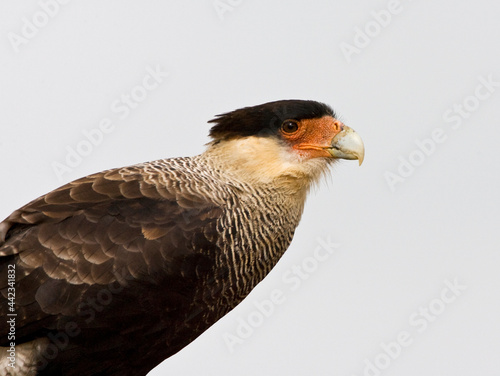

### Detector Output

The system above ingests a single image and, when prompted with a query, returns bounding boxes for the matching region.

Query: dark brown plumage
[0,100,364,375]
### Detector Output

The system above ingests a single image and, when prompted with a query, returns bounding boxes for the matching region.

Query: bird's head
[206,100,364,191]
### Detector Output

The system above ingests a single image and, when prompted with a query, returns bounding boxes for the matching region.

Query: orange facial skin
[279,116,345,159]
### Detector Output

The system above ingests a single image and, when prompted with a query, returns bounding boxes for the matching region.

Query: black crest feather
[208,100,335,140]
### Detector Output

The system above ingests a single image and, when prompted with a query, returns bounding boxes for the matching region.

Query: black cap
[208,100,335,140]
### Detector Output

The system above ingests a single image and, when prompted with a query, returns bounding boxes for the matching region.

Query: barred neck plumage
[130,151,316,310]
[195,151,313,302]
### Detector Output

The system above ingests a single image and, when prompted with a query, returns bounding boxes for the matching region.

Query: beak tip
[357,152,365,166]
[330,125,365,166]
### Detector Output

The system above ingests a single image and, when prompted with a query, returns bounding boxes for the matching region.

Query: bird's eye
[281,120,299,134]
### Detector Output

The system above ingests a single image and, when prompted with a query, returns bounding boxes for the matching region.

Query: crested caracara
[0,100,364,375]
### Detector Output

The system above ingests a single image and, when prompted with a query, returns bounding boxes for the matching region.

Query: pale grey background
[1,1,499,375]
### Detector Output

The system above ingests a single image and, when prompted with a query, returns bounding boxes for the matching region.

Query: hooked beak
[327,125,365,166]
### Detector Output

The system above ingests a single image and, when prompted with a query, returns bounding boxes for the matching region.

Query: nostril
[333,120,344,132]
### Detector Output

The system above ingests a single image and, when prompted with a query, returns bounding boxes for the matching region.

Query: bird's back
[0,155,302,375]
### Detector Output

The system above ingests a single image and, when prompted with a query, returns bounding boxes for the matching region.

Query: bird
[0,99,364,376]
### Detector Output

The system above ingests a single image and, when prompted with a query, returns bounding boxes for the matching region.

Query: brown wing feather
[0,164,224,374]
